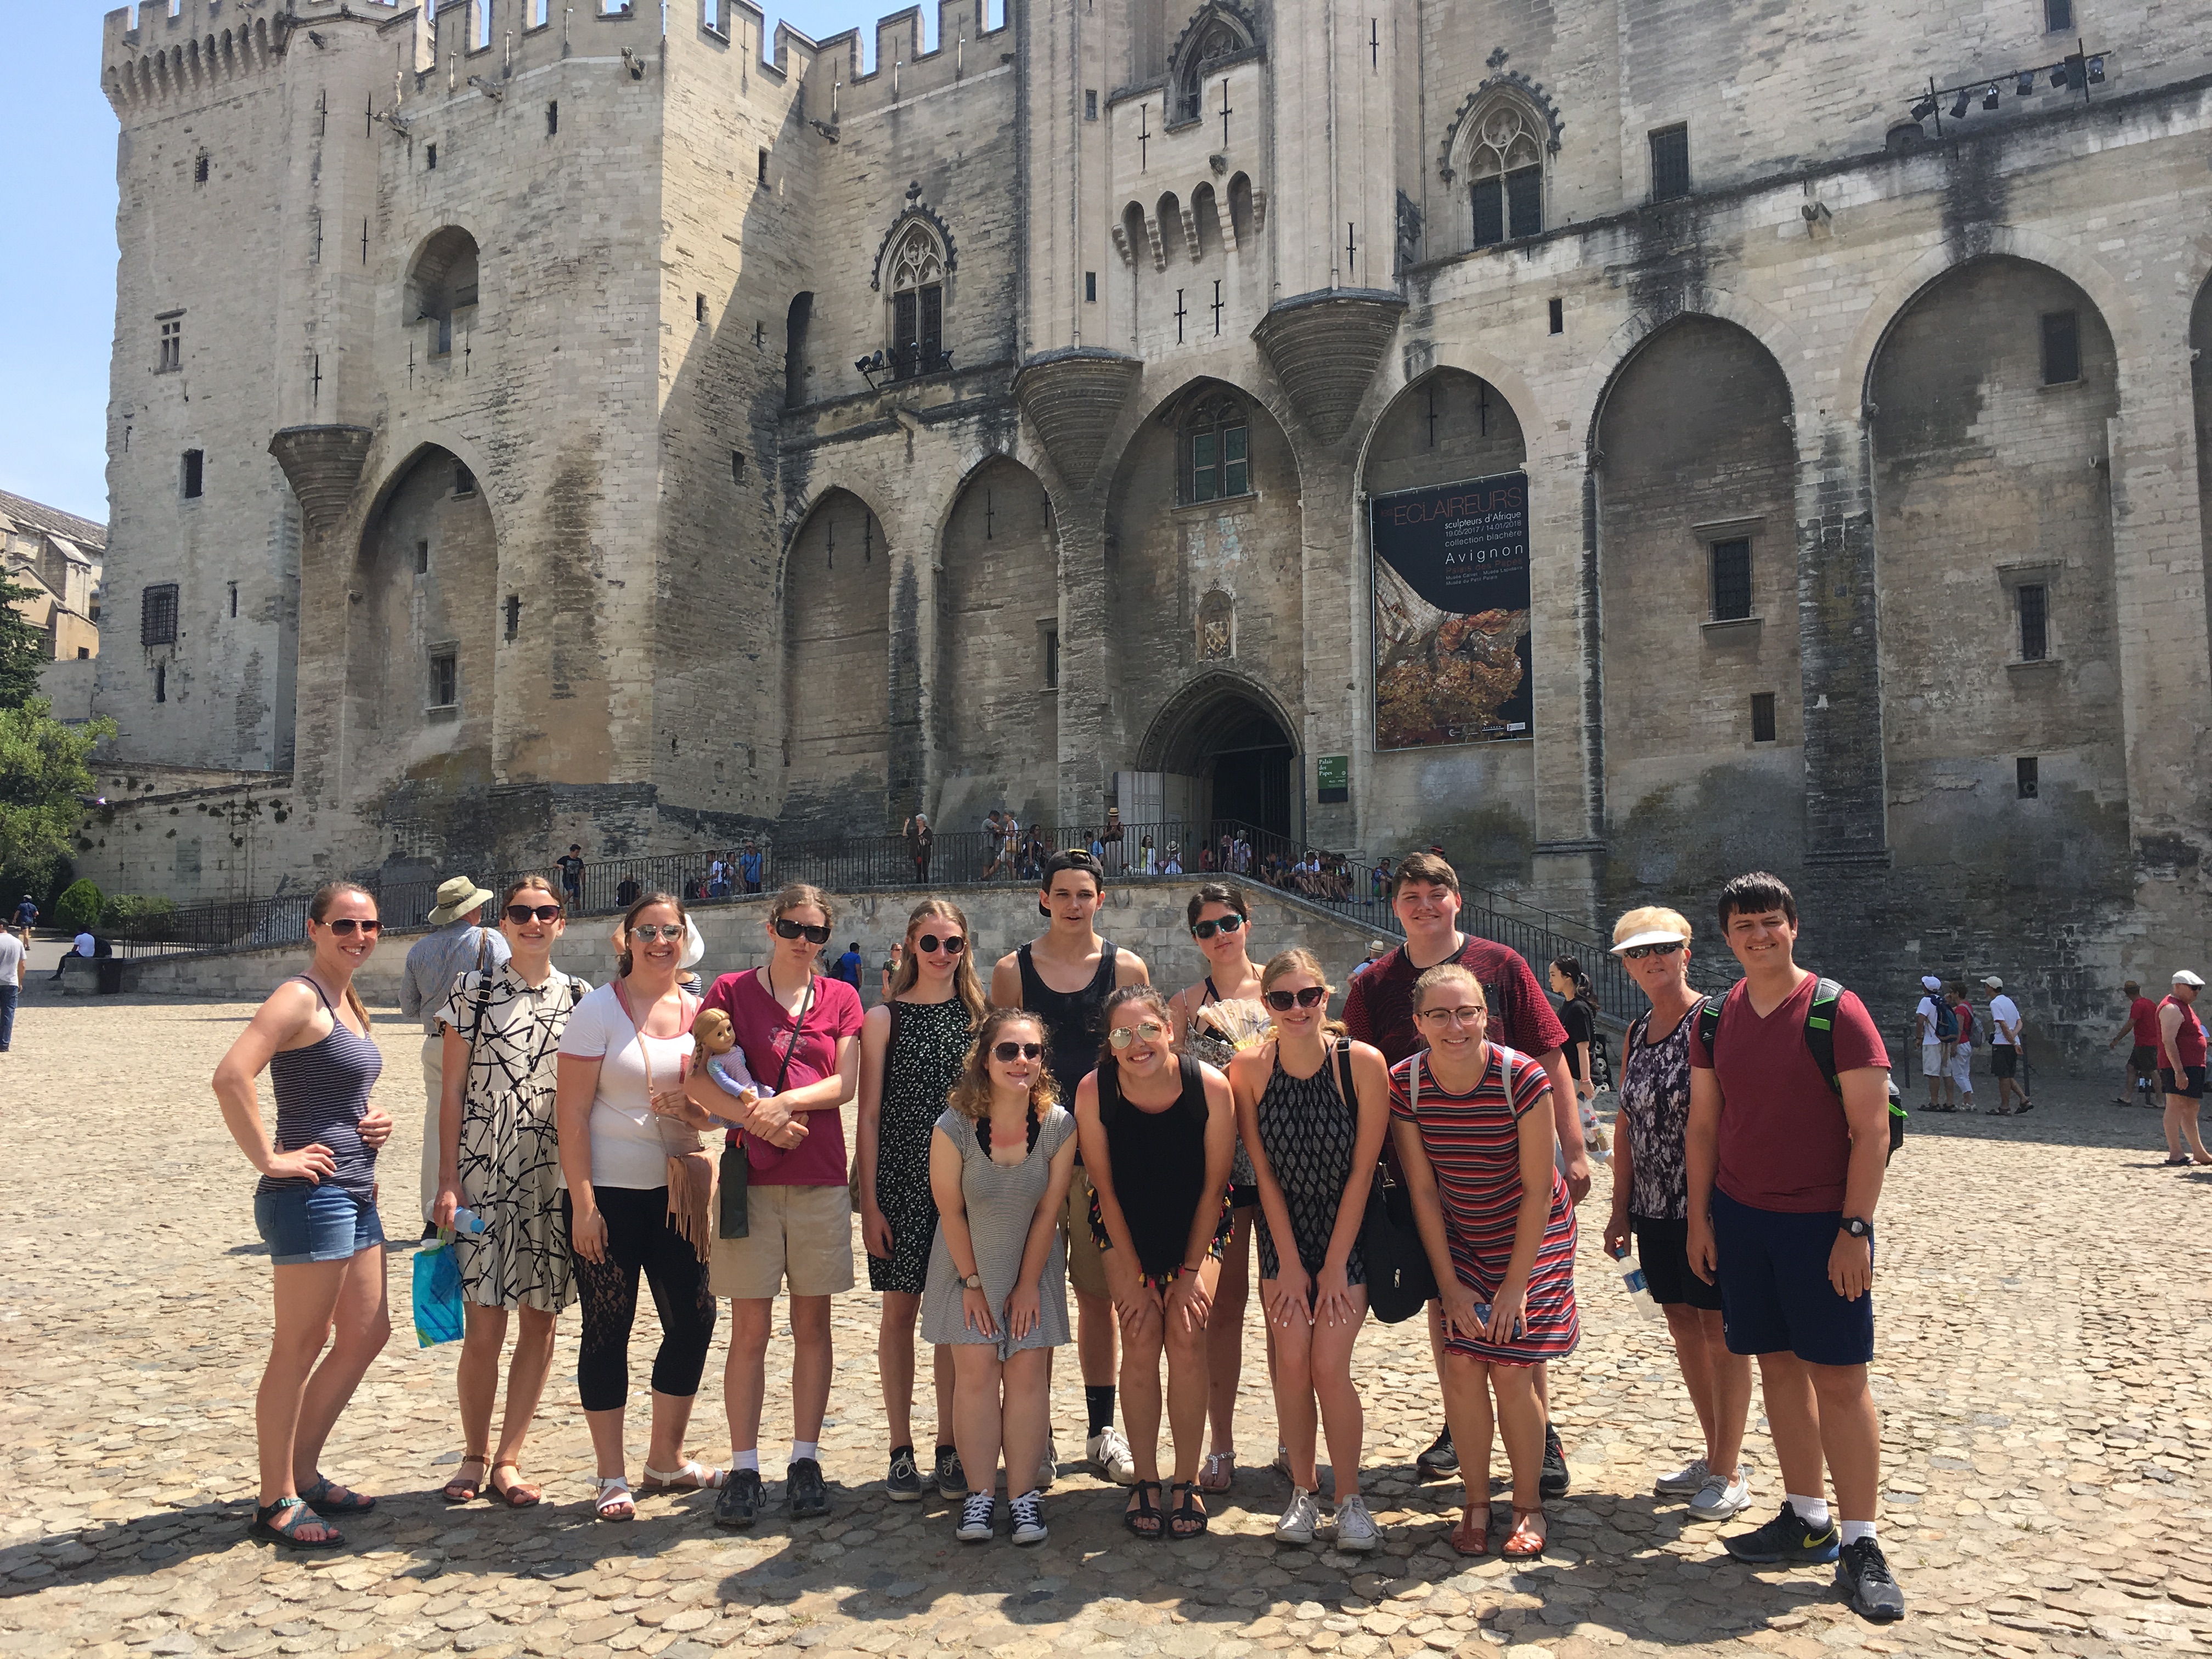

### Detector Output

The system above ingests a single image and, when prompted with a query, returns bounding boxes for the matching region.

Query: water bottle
[450,1206,488,1236]
[1611,1244,1661,1320]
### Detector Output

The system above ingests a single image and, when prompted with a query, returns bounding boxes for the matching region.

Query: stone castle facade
[87,0,2212,1037]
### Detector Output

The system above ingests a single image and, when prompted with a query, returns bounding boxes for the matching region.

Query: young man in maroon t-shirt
[1343,851,1584,1497]
[1684,872,1903,1622]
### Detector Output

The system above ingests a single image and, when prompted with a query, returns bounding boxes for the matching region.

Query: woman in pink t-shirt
[683,883,864,1525]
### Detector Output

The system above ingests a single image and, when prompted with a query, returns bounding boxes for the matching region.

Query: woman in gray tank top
[213,882,397,1551]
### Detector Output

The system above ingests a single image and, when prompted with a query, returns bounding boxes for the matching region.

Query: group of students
[208,849,1909,1623]
[1910,974,2029,1115]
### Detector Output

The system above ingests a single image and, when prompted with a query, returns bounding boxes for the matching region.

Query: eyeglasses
[1263,986,1328,1012]
[1621,940,1684,961]
[1107,1020,1168,1050]
[322,918,381,935]
[1417,1005,1486,1026]
[917,934,965,955]
[1190,914,1246,940]
[506,904,563,923]
[628,923,685,943]
[992,1041,1045,1063]
[774,918,833,945]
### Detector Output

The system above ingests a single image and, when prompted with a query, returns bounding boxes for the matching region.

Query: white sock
[789,1441,820,1466]
[1787,1493,1831,1528]
[1841,1520,1877,1547]
[732,1449,759,1473]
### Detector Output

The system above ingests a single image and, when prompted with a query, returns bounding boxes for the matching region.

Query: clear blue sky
[0,1,997,527]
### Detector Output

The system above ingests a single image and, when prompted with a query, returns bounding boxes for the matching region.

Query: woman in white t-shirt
[555,892,723,1520]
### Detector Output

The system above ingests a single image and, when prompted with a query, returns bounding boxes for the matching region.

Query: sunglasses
[1190,914,1246,940]
[1418,1006,1486,1026]
[773,918,833,945]
[506,904,563,924]
[1263,985,1328,1012]
[628,923,685,943]
[1107,1019,1169,1050]
[321,918,381,935]
[917,934,965,955]
[1621,940,1684,961]
[992,1041,1045,1063]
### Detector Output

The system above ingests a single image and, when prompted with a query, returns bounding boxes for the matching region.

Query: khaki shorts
[710,1182,855,1300]
[1059,1165,1110,1301]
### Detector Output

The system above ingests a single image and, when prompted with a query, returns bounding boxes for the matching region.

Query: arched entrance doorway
[1134,673,1300,841]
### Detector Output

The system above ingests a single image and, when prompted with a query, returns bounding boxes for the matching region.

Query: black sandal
[1166,1480,1208,1541]
[300,1475,376,1515]
[250,1496,343,1551]
[1124,1479,1165,1541]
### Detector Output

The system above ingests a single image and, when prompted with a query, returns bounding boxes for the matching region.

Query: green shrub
[101,892,178,935]
[54,877,104,933]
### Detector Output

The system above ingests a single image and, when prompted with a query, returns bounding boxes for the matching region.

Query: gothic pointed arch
[1168,2,1260,125]
[871,198,953,381]
[1440,81,1560,250]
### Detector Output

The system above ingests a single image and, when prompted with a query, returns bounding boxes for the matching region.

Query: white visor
[1610,928,1690,955]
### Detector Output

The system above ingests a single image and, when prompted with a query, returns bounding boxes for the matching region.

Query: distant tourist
[616,874,642,908]
[1912,975,1953,1112]
[1982,977,2029,1115]
[49,927,94,981]
[981,810,1007,879]
[2157,969,2209,1167]
[836,941,865,990]
[431,876,588,1508]
[1948,984,1977,1111]
[556,844,586,911]
[1549,956,1606,1156]
[2107,980,2160,1108]
[740,840,765,895]
[399,877,509,1235]
[902,814,932,883]
[12,894,37,933]
[0,921,20,1051]
[212,882,396,1550]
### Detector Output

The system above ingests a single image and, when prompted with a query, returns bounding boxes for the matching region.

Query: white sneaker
[1087,1425,1136,1486]
[955,1491,995,1542]
[1009,1488,1048,1546]
[1330,1493,1379,1552]
[1274,1486,1320,1544]
[1654,1456,1708,1498]
[1688,1464,1752,1521]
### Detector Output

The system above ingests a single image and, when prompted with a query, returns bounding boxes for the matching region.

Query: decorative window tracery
[1170,3,1257,125]
[1464,98,1544,246]
[887,223,946,380]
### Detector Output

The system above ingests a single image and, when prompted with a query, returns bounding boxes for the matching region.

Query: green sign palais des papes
[1316,754,1350,803]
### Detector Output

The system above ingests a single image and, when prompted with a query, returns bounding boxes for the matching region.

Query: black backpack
[1696,977,1908,1163]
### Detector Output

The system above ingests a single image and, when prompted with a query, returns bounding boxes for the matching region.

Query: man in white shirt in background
[0,923,23,1051]
[1983,975,2029,1115]
[1913,975,1949,1111]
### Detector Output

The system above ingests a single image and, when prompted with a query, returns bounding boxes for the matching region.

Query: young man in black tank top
[990,850,1150,1485]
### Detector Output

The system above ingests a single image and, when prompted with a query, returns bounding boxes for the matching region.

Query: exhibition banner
[1368,473,1533,751]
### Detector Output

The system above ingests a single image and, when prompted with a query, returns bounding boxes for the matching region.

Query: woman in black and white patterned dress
[432,874,590,1508]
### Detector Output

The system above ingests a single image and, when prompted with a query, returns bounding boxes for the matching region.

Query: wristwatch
[961,1272,984,1291]
[1841,1216,1874,1240]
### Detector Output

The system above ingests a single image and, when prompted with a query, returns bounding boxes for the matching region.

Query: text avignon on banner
[1368,473,1534,751]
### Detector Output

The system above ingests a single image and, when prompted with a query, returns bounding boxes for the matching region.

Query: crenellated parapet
[103,0,297,116]
[800,1,1011,128]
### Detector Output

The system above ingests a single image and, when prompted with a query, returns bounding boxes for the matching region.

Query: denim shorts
[254,1183,385,1265]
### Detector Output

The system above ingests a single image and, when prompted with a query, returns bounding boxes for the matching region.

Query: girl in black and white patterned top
[1602,905,1754,1522]
[432,874,590,1509]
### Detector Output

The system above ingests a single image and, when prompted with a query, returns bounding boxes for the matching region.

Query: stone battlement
[103,0,296,114]
[802,1,1011,127]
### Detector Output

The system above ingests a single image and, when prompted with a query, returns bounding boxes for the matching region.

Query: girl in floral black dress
[856,899,986,1500]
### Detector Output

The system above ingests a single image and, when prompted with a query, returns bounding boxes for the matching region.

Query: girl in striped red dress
[1391,963,1578,1560]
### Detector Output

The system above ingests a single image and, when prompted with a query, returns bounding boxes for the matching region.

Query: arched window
[409,227,480,359]
[1171,4,1255,125]
[1190,182,1220,259]
[887,223,946,381]
[1463,98,1544,246]
[1182,393,1250,504]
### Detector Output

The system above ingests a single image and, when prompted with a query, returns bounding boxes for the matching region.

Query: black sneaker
[714,1468,764,1529]
[1836,1536,1905,1621]
[934,1444,966,1500]
[1723,1501,1841,1565]
[787,1458,831,1520]
[1414,1426,1457,1480]
[885,1445,923,1504]
[1541,1423,1571,1499]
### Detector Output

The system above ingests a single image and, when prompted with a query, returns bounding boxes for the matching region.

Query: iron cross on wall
[1219,78,1233,147]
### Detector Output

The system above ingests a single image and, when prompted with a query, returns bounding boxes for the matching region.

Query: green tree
[0,576,46,710]
[54,877,103,933]
[0,698,114,902]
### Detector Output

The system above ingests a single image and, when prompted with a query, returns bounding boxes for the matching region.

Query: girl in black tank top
[1096,1054,1216,1280]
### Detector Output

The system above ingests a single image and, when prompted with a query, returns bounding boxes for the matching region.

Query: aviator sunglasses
[320,918,381,935]
[1190,913,1246,940]
[993,1041,1045,1063]
[506,904,563,923]
[773,918,833,945]
[916,933,965,955]
[1263,985,1328,1012]
[1107,1019,1169,1050]
[628,923,685,943]
[1621,940,1684,961]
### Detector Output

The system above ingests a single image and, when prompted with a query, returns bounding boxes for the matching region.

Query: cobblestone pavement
[4,994,2209,1659]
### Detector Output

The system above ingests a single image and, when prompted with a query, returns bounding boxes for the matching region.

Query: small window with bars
[2017,583,2049,661]
[181,449,203,499]
[429,650,458,709]
[1711,538,1753,622]
[141,583,179,646]
[2041,311,2080,386]
[1650,125,1691,201]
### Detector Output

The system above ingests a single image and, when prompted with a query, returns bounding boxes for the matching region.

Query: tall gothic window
[1465,98,1544,247]
[1182,394,1250,504]
[888,224,946,381]
[1172,7,1254,124]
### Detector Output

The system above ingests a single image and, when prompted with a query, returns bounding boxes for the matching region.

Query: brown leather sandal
[489,1460,541,1508]
[441,1455,489,1504]
[1502,1505,1547,1559]
[1451,1503,1491,1556]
